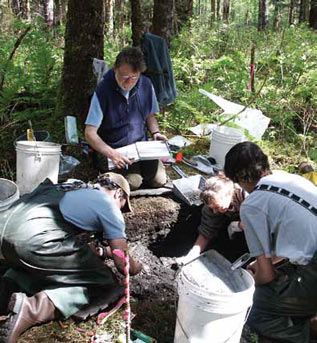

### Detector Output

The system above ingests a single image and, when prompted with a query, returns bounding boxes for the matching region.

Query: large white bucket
[0,178,19,259]
[209,126,246,169]
[16,141,61,195]
[0,178,19,212]
[174,250,255,343]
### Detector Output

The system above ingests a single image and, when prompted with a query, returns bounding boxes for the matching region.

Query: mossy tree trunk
[55,0,105,127]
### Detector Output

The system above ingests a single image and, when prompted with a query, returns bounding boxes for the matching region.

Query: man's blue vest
[95,69,155,149]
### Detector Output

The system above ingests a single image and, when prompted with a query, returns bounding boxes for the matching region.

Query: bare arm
[146,114,168,141]
[247,254,275,285]
[85,125,131,169]
[108,238,142,276]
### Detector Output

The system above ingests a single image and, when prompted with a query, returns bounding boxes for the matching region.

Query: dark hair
[224,142,271,183]
[114,47,146,73]
[298,161,313,174]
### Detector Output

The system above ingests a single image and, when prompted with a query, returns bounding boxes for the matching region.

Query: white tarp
[189,123,217,137]
[199,89,270,139]
[168,135,193,148]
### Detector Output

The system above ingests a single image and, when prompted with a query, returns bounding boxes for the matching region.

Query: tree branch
[0,26,31,92]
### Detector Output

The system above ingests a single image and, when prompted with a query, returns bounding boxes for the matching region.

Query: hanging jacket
[142,32,177,106]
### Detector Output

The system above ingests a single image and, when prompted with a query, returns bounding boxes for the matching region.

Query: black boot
[311,315,317,341]
[0,278,20,315]
[0,292,57,343]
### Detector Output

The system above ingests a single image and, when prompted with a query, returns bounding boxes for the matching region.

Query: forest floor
[1,154,260,343]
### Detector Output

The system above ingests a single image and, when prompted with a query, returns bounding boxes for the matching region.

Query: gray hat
[96,172,132,212]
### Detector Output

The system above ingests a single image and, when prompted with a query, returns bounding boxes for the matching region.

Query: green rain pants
[0,180,118,318]
[247,254,317,343]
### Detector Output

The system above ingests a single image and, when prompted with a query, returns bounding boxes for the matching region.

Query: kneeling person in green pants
[0,173,141,343]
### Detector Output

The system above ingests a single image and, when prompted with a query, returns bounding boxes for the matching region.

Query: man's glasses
[119,74,139,81]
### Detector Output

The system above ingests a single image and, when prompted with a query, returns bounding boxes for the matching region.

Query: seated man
[0,173,142,343]
[177,174,247,264]
[85,46,167,190]
[224,142,317,343]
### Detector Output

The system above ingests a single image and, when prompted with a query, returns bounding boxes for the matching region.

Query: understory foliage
[168,21,316,164]
[0,19,63,127]
[0,17,316,180]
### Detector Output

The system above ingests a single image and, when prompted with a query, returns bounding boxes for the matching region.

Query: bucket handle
[32,140,42,162]
[34,151,42,162]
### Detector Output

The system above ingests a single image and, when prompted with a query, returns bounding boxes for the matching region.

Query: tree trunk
[244,9,249,26]
[56,0,105,125]
[222,0,230,21]
[8,0,20,15]
[309,0,317,28]
[216,0,221,19]
[289,0,295,25]
[152,0,175,44]
[115,0,125,33]
[105,0,114,39]
[130,0,143,47]
[175,0,193,32]
[273,0,281,29]
[258,0,268,31]
[54,0,67,26]
[54,0,61,26]
[43,0,54,26]
[299,0,310,22]
[210,0,216,23]
[20,0,30,20]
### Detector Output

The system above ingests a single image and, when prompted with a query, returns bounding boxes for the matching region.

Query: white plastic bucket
[0,178,19,259]
[209,126,246,169]
[16,141,61,195]
[0,178,19,212]
[174,250,255,343]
